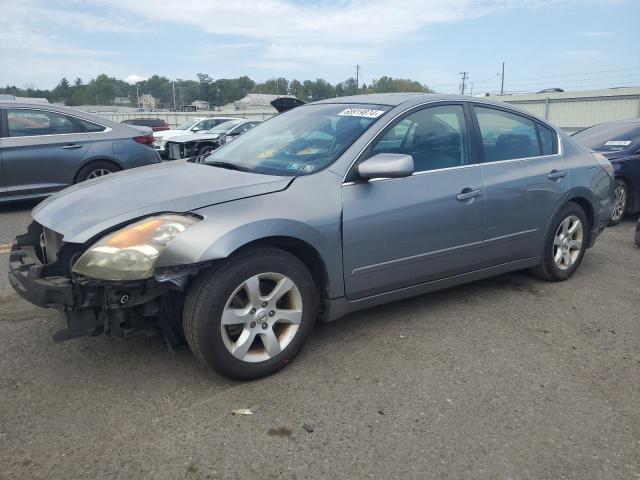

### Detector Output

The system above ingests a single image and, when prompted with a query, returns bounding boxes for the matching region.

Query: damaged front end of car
[8,217,206,347]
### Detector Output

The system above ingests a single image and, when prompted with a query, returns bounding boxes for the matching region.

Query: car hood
[168,132,222,144]
[32,160,293,243]
[153,129,188,140]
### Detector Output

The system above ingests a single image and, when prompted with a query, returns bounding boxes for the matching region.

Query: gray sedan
[0,102,161,202]
[9,93,613,380]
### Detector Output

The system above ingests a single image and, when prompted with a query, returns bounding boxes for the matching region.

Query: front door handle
[456,188,482,201]
[61,144,83,150]
[548,170,567,180]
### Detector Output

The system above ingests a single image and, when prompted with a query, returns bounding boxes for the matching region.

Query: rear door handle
[61,144,83,150]
[548,170,567,180]
[456,188,482,201]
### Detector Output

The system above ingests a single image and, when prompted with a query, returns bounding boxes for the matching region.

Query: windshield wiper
[203,160,253,172]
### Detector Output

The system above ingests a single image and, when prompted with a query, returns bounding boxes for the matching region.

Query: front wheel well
[230,236,329,302]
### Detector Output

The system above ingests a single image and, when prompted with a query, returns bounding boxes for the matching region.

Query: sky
[1,0,639,94]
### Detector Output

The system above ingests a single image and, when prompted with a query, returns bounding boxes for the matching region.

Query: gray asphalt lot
[0,203,639,480]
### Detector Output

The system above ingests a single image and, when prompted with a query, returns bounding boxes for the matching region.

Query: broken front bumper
[8,239,188,344]
[9,243,103,341]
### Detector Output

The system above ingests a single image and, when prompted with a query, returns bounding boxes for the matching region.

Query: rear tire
[75,160,120,183]
[608,179,627,226]
[183,247,318,380]
[530,202,588,281]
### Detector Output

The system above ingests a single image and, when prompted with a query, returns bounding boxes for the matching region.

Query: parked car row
[9,93,614,381]
[572,118,640,225]
[152,117,244,156]
[0,102,161,202]
[165,120,260,159]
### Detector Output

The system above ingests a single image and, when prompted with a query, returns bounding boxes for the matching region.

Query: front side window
[7,109,80,137]
[207,103,390,176]
[370,104,469,172]
[474,106,541,162]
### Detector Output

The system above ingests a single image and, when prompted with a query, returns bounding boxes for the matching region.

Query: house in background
[191,100,210,110]
[139,94,156,110]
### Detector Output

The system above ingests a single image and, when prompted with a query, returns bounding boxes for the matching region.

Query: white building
[487,87,640,133]
[191,100,210,110]
[234,93,298,111]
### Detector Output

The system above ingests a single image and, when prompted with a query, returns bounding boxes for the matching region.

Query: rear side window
[537,123,557,155]
[7,109,82,137]
[76,118,107,132]
[474,106,541,162]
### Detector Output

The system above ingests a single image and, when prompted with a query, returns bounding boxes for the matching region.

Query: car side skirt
[324,257,541,322]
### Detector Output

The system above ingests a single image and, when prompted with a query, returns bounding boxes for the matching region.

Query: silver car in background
[9,93,613,380]
[165,120,261,159]
[0,102,160,202]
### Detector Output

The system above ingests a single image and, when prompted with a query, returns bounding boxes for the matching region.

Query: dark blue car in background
[573,118,640,225]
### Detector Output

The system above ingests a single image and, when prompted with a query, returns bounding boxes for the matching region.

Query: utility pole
[172,81,176,110]
[498,61,505,95]
[136,84,140,108]
[459,72,469,95]
[355,65,360,94]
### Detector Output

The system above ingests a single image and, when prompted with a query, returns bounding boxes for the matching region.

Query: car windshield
[177,119,200,130]
[206,121,243,134]
[205,103,390,176]
[573,122,640,152]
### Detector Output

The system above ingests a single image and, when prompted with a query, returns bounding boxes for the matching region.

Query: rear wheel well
[74,159,121,183]
[231,237,329,304]
[567,196,594,241]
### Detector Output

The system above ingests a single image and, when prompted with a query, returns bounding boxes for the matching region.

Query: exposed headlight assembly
[72,214,199,281]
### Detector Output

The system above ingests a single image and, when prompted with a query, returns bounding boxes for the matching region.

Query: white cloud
[124,74,150,83]
[0,0,620,88]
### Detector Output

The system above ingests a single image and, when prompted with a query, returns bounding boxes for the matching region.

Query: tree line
[1,74,433,108]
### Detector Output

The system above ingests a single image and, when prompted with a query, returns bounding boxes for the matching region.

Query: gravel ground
[0,203,639,480]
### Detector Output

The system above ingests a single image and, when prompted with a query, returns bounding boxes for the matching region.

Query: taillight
[592,152,614,178]
[133,135,154,145]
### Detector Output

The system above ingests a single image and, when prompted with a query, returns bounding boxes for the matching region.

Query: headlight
[72,214,199,281]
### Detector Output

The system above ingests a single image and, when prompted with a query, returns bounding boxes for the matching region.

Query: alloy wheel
[220,272,303,363]
[553,215,583,271]
[87,168,113,179]
[611,184,627,222]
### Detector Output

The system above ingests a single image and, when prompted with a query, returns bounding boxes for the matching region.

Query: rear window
[573,122,640,152]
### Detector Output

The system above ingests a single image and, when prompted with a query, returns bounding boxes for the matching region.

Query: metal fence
[82,109,276,128]
[488,88,640,133]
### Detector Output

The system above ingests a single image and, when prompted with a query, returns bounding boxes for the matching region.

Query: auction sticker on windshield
[337,108,386,118]
[604,140,632,146]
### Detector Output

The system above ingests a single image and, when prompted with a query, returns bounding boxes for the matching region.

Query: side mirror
[192,127,201,132]
[357,153,414,180]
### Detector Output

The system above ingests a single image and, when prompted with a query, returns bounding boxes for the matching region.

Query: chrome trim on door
[351,240,483,276]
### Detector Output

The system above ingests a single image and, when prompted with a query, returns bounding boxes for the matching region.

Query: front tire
[609,179,627,226]
[530,202,588,281]
[183,248,318,380]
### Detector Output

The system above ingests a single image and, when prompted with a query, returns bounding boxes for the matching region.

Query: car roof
[311,93,553,126]
[310,92,534,110]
